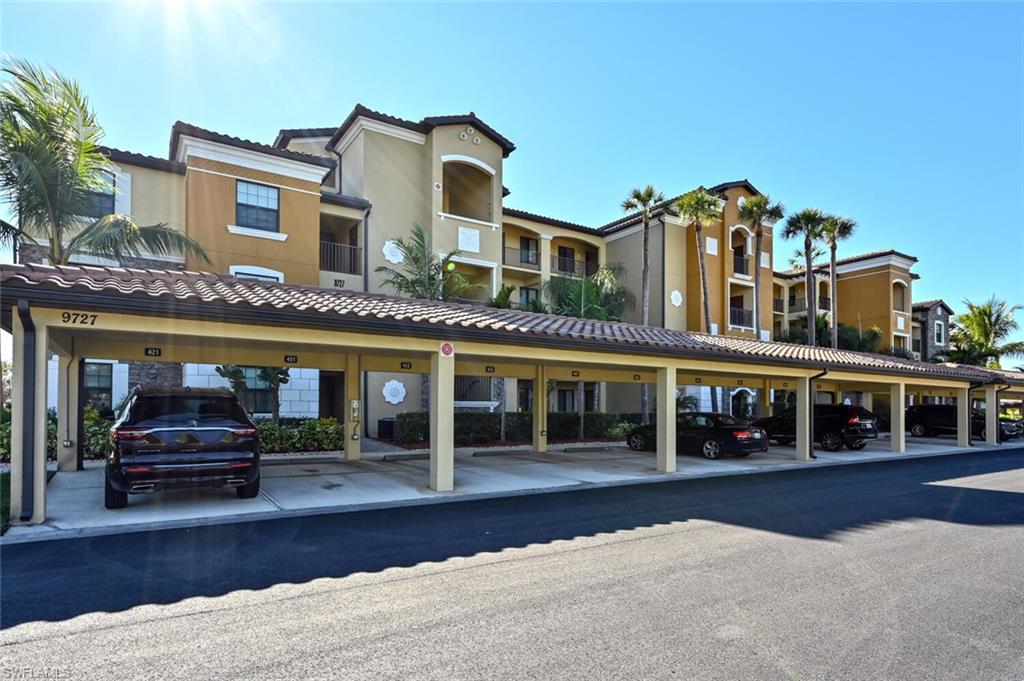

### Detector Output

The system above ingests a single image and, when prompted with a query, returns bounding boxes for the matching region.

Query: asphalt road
[2,449,1023,680]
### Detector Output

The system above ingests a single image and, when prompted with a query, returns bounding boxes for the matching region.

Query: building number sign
[61,311,98,325]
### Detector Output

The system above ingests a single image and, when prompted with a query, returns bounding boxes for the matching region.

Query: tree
[821,214,857,348]
[257,367,290,424]
[777,313,830,347]
[782,208,827,346]
[0,58,209,265]
[787,245,825,271]
[675,188,723,411]
[375,223,481,302]
[487,284,516,309]
[946,296,1024,367]
[622,185,664,423]
[738,195,785,341]
[216,365,248,408]
[836,324,883,352]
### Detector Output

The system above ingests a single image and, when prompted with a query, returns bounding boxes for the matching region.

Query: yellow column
[11,313,49,524]
[956,386,971,448]
[760,380,772,418]
[890,383,906,453]
[532,364,547,453]
[656,367,676,473]
[984,385,999,446]
[795,376,811,461]
[56,353,81,472]
[539,235,552,290]
[862,391,873,412]
[429,346,455,491]
[344,354,361,461]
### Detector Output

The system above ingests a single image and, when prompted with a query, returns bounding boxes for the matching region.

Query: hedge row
[394,411,646,445]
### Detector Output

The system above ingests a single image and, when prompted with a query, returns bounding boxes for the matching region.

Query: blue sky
[2,1,1023,348]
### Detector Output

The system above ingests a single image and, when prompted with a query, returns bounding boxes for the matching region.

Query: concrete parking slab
[1,436,1004,544]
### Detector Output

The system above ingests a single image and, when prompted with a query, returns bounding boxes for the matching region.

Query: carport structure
[4,263,1021,525]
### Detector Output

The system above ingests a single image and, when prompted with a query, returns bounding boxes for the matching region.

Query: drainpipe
[362,205,371,293]
[17,300,36,522]
[807,368,829,459]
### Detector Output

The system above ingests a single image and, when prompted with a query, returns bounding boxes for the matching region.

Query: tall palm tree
[782,208,827,346]
[738,195,785,341]
[621,185,664,424]
[675,188,723,411]
[951,296,1024,367]
[787,245,825,271]
[821,214,857,349]
[0,58,208,265]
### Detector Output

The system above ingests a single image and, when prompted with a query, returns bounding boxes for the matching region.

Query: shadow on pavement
[2,448,1022,628]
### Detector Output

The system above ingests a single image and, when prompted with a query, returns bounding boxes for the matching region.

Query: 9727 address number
[61,311,98,325]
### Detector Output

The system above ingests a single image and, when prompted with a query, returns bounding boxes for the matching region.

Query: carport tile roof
[1,263,1015,385]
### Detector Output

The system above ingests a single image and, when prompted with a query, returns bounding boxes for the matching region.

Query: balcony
[819,296,831,311]
[552,256,598,278]
[320,241,362,275]
[504,247,540,271]
[733,255,751,276]
[773,298,785,313]
[788,298,807,313]
[730,307,754,328]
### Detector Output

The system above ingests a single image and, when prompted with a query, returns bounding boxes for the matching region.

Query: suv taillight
[848,416,861,425]
[733,430,753,439]
[113,428,148,441]
[232,427,258,437]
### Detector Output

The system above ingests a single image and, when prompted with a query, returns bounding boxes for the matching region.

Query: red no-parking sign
[440,342,454,357]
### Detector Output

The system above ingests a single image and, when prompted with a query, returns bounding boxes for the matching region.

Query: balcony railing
[773,298,785,313]
[504,247,540,270]
[819,296,831,311]
[733,255,750,276]
[455,375,492,402]
[730,307,754,328]
[788,298,807,313]
[552,256,599,278]
[320,241,362,275]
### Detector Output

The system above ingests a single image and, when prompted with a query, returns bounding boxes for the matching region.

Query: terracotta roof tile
[1,263,1014,385]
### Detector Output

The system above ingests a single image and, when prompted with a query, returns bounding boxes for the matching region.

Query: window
[236,181,279,232]
[519,236,539,265]
[230,265,285,283]
[83,362,113,410]
[557,389,575,412]
[557,246,576,273]
[934,321,945,345]
[241,366,275,413]
[517,380,534,412]
[519,287,539,308]
[81,171,115,219]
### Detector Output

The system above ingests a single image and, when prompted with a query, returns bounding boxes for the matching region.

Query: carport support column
[862,392,873,411]
[890,383,906,453]
[344,354,361,461]
[984,385,999,446]
[56,352,81,472]
[10,309,49,524]
[795,376,811,461]
[956,386,971,448]
[532,365,547,453]
[656,367,676,473]
[429,347,455,492]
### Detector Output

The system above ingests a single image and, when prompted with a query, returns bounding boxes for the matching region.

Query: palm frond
[65,215,211,265]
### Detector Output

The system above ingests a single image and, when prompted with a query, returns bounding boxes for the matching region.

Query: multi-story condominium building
[911,299,953,361]
[17,104,943,431]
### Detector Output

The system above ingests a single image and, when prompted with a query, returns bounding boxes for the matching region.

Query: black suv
[754,404,879,452]
[905,404,1012,441]
[104,387,261,509]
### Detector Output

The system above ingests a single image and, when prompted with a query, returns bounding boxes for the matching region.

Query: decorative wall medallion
[473,137,481,145]
[382,379,407,405]
[459,131,468,141]
[670,290,683,307]
[382,240,404,264]
[466,127,475,135]
[737,196,746,209]
[457,226,480,253]
[434,181,442,191]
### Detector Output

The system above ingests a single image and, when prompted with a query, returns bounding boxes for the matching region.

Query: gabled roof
[3,263,1014,386]
[169,121,336,170]
[912,299,954,315]
[327,104,516,157]
[272,127,337,148]
[598,180,756,235]
[774,249,919,279]
[502,207,596,235]
[320,191,371,211]
[99,146,185,175]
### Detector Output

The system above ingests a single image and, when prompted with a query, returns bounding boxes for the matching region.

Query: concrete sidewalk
[1,437,1005,544]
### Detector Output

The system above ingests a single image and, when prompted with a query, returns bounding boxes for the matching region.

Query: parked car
[904,404,1013,442]
[626,412,769,459]
[103,387,261,509]
[754,404,879,452]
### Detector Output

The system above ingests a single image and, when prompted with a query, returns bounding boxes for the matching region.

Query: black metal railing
[733,255,750,275]
[504,247,540,270]
[819,296,831,311]
[552,256,599,277]
[455,375,492,402]
[730,307,754,327]
[773,298,785,313]
[320,242,362,275]
[788,298,807,313]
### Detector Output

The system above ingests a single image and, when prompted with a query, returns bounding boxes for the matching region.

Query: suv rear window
[129,396,249,425]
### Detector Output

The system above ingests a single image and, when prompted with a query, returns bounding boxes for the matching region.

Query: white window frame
[229,265,284,282]
[934,320,945,345]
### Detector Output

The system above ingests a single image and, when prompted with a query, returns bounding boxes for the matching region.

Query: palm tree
[675,188,722,410]
[787,245,825,271]
[0,58,209,265]
[375,223,481,302]
[487,284,516,309]
[738,195,785,341]
[950,296,1024,367]
[782,209,827,346]
[821,214,857,349]
[621,185,664,424]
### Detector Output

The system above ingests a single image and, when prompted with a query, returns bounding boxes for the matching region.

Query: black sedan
[103,386,261,509]
[626,413,769,459]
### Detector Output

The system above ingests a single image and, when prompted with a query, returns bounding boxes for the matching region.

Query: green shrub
[397,412,430,444]
[256,418,344,453]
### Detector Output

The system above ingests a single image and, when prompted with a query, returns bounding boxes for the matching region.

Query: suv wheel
[820,431,844,452]
[627,432,647,451]
[104,477,128,510]
[910,424,927,437]
[236,476,261,499]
